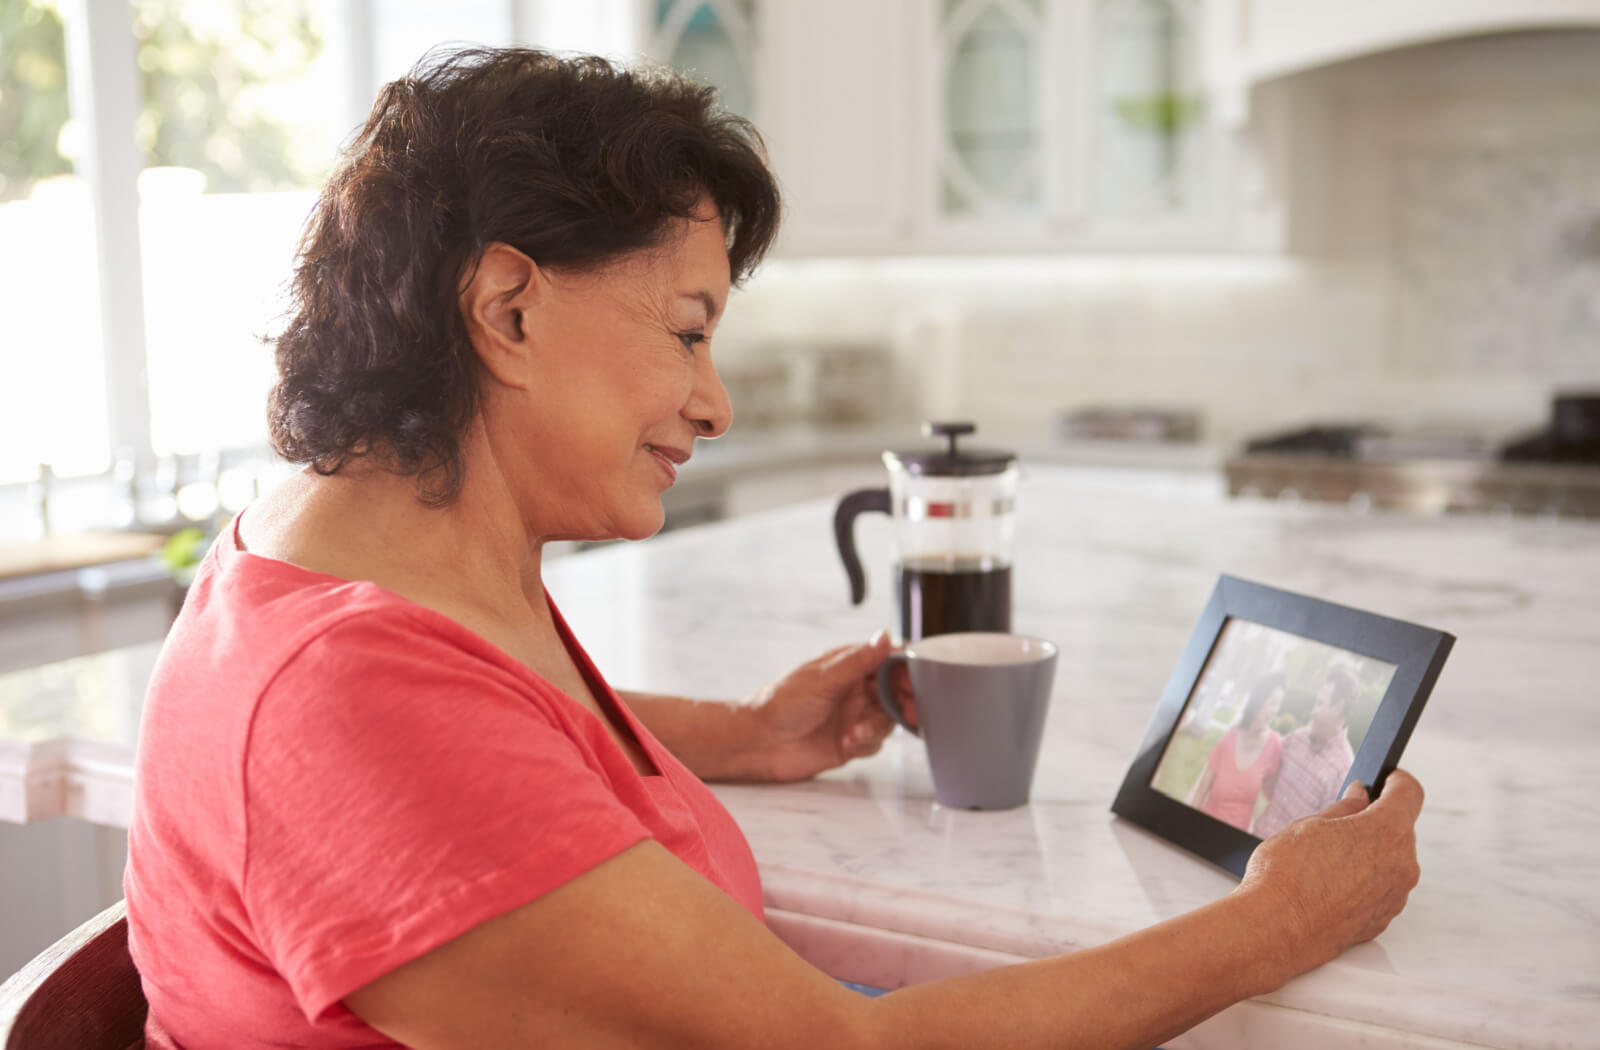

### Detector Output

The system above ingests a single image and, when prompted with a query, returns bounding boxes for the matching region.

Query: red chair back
[0,901,146,1050]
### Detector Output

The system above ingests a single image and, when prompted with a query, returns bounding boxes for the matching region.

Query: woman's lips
[644,443,689,482]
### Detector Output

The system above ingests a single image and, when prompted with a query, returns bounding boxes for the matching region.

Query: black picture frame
[1111,575,1454,878]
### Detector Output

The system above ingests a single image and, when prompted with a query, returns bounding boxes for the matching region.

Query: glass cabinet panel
[1091,0,1209,219]
[650,0,755,117]
[937,0,1043,217]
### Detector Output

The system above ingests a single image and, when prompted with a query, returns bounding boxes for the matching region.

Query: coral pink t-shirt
[125,516,763,1049]
[1200,726,1283,832]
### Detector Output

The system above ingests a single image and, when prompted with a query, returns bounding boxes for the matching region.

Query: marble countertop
[3,466,1596,1048]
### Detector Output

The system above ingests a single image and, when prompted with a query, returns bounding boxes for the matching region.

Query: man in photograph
[1252,668,1359,838]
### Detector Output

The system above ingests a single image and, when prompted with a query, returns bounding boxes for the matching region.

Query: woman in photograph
[124,46,1425,1050]
[1189,671,1286,832]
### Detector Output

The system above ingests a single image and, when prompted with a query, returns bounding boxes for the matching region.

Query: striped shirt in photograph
[1253,726,1354,839]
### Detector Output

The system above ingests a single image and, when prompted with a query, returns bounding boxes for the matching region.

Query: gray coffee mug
[875,632,1059,810]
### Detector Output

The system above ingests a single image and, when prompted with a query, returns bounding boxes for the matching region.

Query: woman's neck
[241,448,545,622]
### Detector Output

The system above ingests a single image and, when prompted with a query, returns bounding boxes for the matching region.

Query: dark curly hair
[267,46,781,504]
[1239,671,1286,729]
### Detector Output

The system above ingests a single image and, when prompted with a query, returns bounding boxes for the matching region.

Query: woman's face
[1249,687,1284,731]
[489,204,734,542]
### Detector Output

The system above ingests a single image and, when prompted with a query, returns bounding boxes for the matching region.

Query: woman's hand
[1237,769,1425,981]
[742,630,914,782]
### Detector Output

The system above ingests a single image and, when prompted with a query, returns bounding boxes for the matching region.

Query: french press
[834,422,1019,642]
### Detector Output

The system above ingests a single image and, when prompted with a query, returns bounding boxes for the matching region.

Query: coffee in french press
[834,422,1019,643]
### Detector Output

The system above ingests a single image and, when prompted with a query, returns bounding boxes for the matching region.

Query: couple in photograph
[1189,668,1359,836]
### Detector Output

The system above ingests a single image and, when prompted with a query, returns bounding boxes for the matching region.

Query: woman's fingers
[1368,768,1425,822]
[1242,768,1426,973]
[842,707,895,757]
[1318,780,1369,820]
[815,629,893,682]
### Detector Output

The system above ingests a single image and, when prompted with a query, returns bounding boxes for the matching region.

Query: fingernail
[868,628,890,646]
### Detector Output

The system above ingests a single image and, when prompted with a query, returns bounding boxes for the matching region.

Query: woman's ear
[460,242,541,389]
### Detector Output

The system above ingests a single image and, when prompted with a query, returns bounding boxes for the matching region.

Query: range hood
[1236,0,1600,83]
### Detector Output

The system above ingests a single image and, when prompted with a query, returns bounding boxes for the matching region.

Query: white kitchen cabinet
[637,0,921,255]
[635,0,1268,255]
[644,0,759,117]
[755,0,922,255]
[921,0,1252,251]
[918,0,1075,250]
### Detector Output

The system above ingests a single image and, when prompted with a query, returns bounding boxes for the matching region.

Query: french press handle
[833,488,891,605]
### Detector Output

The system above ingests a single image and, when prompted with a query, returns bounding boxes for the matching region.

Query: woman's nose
[687,354,733,438]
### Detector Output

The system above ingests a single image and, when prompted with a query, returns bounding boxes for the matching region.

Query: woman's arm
[620,633,901,782]
[618,690,770,779]
[344,773,1424,1050]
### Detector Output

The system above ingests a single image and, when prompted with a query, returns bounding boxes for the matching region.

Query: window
[0,0,109,484]
[0,0,546,539]
[1,0,338,534]
[133,0,334,458]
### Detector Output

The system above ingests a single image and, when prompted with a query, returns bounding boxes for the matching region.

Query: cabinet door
[756,0,919,255]
[925,0,1078,248]
[921,0,1259,253]
[638,0,917,255]
[1079,0,1225,246]
[638,0,1267,255]
[643,0,760,118]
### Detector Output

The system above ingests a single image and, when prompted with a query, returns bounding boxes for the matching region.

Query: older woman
[125,47,1423,1050]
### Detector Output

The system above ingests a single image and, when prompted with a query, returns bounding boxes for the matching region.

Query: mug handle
[875,651,920,737]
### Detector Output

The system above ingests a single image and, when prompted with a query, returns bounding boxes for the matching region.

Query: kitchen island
[3,465,1596,1049]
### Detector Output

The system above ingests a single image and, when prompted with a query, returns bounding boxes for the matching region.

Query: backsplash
[1394,144,1600,377]
[713,31,1600,448]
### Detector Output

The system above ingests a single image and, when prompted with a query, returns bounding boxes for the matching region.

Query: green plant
[159,525,212,586]
[1111,93,1204,135]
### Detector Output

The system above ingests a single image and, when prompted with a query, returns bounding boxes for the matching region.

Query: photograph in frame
[1149,618,1398,838]
[1112,576,1454,878]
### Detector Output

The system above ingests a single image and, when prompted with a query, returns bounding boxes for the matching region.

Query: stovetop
[1243,423,1600,466]
[1227,422,1600,518]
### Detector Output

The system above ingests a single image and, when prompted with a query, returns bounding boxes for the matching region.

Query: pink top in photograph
[1201,727,1283,832]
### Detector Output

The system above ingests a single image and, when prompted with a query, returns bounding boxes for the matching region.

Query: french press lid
[885,422,1016,476]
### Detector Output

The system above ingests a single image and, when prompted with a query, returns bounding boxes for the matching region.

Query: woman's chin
[615,505,667,542]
